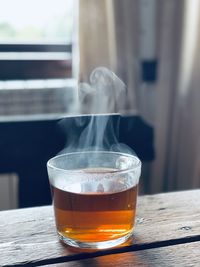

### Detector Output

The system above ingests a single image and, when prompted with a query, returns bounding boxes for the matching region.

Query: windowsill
[0,52,71,60]
[0,78,76,90]
[0,113,77,122]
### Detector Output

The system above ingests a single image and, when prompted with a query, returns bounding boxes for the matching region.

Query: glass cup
[47,151,141,249]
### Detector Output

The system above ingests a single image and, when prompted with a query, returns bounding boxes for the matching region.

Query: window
[0,0,73,43]
[0,0,77,116]
[0,0,74,80]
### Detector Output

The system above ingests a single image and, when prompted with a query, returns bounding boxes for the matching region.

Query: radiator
[0,174,18,210]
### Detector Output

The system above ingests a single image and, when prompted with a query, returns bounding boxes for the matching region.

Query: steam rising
[60,67,134,155]
[79,67,126,114]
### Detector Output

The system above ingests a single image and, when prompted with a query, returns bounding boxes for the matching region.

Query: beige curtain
[150,0,200,193]
[78,0,200,194]
[149,0,185,193]
[79,0,115,80]
[79,0,139,111]
[165,0,200,191]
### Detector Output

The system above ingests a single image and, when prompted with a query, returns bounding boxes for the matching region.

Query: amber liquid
[51,174,138,243]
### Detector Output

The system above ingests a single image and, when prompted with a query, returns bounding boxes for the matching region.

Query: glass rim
[47,151,141,175]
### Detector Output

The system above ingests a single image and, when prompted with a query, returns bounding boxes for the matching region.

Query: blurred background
[0,0,200,210]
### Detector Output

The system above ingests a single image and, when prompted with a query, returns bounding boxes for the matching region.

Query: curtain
[78,0,139,112]
[149,0,185,193]
[166,0,200,191]
[150,0,200,193]
[78,0,200,194]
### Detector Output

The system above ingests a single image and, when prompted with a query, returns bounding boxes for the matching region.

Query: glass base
[58,230,133,249]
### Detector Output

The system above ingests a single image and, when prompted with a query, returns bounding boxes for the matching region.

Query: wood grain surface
[1,190,200,266]
[43,242,200,267]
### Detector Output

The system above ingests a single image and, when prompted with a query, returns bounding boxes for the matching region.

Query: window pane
[0,0,73,43]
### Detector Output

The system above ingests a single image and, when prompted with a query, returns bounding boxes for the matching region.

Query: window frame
[0,43,72,80]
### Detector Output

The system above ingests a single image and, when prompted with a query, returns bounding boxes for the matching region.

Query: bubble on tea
[116,156,133,170]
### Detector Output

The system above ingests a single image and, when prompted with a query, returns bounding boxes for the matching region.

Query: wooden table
[1,190,200,267]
